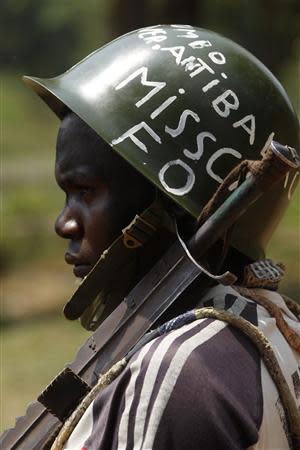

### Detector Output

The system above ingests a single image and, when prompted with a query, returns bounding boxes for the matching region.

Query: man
[23,25,299,449]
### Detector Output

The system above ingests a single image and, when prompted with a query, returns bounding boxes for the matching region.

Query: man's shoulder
[81,287,264,450]
[130,284,260,381]
[121,289,262,449]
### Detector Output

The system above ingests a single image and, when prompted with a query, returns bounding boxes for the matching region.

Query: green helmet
[24,24,300,260]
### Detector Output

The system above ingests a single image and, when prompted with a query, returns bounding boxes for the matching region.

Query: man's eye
[79,187,90,194]
[77,186,95,199]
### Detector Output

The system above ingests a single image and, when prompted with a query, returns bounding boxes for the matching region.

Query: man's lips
[73,264,92,279]
[65,252,92,278]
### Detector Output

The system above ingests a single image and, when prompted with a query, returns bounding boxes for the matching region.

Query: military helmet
[24,25,300,260]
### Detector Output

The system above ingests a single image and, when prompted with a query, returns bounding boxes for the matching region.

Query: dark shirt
[63,286,300,449]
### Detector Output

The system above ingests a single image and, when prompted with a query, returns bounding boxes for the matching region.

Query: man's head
[55,112,155,278]
[24,25,300,262]
[23,25,300,328]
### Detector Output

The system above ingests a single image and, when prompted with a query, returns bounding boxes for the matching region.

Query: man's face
[55,113,154,278]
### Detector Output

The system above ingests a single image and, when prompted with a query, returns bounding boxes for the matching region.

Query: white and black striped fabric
[64,286,300,450]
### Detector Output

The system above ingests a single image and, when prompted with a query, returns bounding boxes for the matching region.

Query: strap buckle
[123,215,157,248]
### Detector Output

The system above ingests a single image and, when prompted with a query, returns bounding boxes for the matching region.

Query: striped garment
[63,285,300,449]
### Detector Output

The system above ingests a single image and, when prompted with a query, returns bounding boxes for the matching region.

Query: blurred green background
[1,0,299,432]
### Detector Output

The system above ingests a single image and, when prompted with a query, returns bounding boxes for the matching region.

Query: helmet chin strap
[174,217,237,286]
[63,199,175,329]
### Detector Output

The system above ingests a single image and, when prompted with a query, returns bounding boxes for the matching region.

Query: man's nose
[55,207,81,239]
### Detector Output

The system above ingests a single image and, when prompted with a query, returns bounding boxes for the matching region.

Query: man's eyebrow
[57,168,100,186]
[69,171,95,183]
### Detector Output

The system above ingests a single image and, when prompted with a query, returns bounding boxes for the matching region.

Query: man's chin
[73,264,92,279]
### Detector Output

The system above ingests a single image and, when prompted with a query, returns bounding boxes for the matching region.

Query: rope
[50,290,300,449]
[234,286,300,352]
[197,160,248,226]
[197,144,288,226]
[282,294,300,320]
[50,359,127,450]
[194,307,300,446]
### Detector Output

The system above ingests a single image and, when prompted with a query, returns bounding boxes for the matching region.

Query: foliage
[1,0,299,107]
[2,72,61,272]
[1,0,299,431]
[1,314,88,431]
[0,0,110,76]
